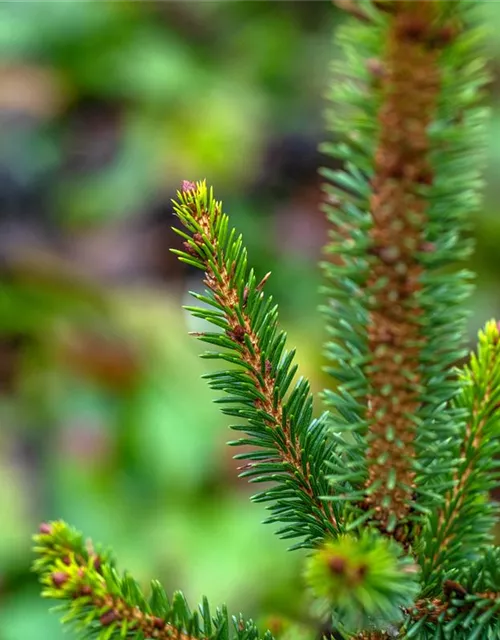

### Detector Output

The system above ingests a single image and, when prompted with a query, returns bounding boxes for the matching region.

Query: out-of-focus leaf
[0,586,67,640]
[0,2,120,59]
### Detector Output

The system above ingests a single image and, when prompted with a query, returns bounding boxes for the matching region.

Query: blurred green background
[0,3,499,639]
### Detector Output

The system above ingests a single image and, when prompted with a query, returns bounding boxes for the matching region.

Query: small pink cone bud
[39,522,52,534]
[51,571,69,588]
[181,180,196,193]
[100,609,119,626]
[153,617,165,629]
[419,241,437,253]
[74,584,92,598]
[93,555,102,572]
[366,58,386,78]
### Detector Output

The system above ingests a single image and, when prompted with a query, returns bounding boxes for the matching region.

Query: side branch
[422,321,500,579]
[33,521,270,640]
[172,181,338,546]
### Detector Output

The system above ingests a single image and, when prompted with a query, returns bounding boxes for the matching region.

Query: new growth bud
[305,534,419,630]
[181,180,196,193]
[51,572,69,588]
[100,609,119,626]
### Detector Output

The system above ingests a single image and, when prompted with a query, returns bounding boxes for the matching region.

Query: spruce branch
[420,321,500,588]
[171,180,338,548]
[321,0,489,538]
[33,521,272,640]
[29,1,495,639]
[388,550,500,636]
[403,583,500,638]
[360,0,444,531]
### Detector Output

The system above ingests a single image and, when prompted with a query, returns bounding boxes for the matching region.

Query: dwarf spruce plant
[32,1,497,638]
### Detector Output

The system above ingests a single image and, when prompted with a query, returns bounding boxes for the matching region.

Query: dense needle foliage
[32,1,498,638]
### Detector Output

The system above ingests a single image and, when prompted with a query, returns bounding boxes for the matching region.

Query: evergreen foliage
[419,321,500,592]
[171,180,339,549]
[32,1,498,639]
[33,521,270,640]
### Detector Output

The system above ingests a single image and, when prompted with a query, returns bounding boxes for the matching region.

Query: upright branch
[172,181,338,547]
[363,0,442,530]
[322,0,489,542]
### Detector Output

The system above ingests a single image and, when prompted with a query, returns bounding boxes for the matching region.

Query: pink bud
[93,555,102,573]
[51,571,69,588]
[100,609,119,626]
[181,180,196,193]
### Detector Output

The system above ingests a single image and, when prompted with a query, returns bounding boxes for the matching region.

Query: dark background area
[0,3,499,639]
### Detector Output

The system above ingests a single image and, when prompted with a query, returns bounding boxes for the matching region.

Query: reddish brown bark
[363,1,442,528]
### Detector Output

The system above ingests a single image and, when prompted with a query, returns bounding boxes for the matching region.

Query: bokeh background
[0,3,499,639]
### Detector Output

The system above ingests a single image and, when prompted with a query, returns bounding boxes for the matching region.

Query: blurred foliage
[0,2,498,640]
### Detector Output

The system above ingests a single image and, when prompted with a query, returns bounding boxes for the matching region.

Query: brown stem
[408,588,500,624]
[362,0,442,530]
[89,592,192,640]
[406,597,450,624]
